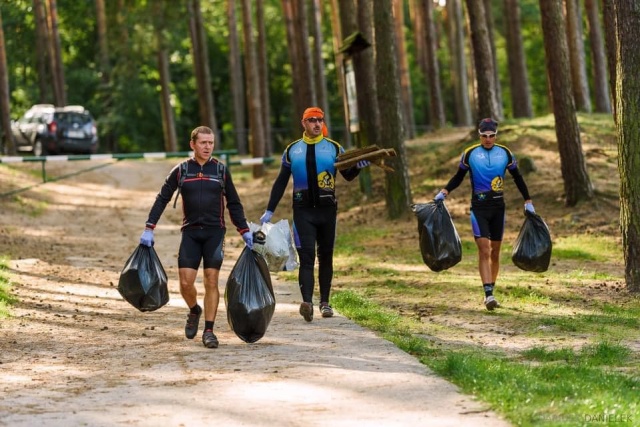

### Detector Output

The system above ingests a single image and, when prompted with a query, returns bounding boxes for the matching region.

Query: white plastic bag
[281,220,299,271]
[249,220,295,272]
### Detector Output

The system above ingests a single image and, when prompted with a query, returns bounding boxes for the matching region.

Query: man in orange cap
[260,107,370,322]
[302,107,329,137]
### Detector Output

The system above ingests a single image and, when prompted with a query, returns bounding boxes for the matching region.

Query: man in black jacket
[140,126,253,348]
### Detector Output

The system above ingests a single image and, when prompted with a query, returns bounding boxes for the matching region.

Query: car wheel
[33,140,46,157]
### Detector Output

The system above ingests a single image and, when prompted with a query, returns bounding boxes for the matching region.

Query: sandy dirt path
[0,159,510,426]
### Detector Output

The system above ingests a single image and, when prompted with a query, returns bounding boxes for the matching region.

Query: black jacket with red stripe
[145,157,249,235]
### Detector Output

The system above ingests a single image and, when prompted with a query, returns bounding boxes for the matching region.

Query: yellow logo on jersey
[318,171,335,189]
[491,176,504,192]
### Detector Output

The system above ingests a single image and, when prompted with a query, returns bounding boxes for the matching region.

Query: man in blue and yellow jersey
[260,107,369,322]
[434,118,535,311]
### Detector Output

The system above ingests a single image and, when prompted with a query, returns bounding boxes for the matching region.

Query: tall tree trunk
[95,0,110,84]
[110,0,132,153]
[188,0,205,125]
[614,0,640,293]
[0,8,15,155]
[328,0,351,147]
[293,0,316,117]
[188,0,219,141]
[281,0,311,124]
[423,0,445,129]
[337,0,357,139]
[393,0,415,139]
[46,0,66,106]
[157,44,177,152]
[309,0,330,131]
[410,0,430,127]
[256,0,272,155]
[375,0,412,219]
[33,0,51,103]
[504,0,533,118]
[241,0,266,177]
[343,0,378,196]
[227,0,247,154]
[152,2,177,152]
[447,0,472,126]
[601,0,616,120]
[355,0,378,196]
[483,0,503,119]
[354,0,380,147]
[565,0,592,113]
[584,0,611,114]
[464,0,500,121]
[95,0,115,152]
[539,0,593,207]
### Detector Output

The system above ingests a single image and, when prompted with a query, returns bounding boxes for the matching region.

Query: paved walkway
[1,259,511,427]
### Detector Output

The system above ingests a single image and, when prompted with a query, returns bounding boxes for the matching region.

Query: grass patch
[552,235,621,263]
[283,116,639,424]
[13,195,48,217]
[0,257,17,318]
[523,342,631,366]
[332,290,640,426]
[430,352,639,426]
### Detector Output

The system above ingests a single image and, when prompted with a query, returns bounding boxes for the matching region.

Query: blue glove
[434,191,446,202]
[356,160,370,169]
[260,210,273,224]
[140,229,154,247]
[524,202,535,214]
[242,231,253,249]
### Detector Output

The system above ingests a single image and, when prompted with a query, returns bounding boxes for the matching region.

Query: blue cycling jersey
[462,143,515,198]
[445,143,530,208]
[285,136,342,194]
[266,133,359,210]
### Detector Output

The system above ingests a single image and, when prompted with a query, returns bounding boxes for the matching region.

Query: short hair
[190,126,214,142]
[478,118,498,133]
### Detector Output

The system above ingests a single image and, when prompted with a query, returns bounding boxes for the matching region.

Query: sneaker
[484,295,500,311]
[202,329,219,348]
[320,303,334,318]
[299,302,313,322]
[185,308,202,339]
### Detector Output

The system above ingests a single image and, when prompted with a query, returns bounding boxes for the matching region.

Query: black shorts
[292,205,337,252]
[178,227,225,270]
[470,206,505,241]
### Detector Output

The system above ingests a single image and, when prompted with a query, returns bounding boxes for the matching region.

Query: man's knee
[317,249,333,264]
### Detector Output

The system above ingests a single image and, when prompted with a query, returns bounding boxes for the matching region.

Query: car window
[56,112,92,126]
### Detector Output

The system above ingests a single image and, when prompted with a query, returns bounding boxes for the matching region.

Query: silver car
[11,104,99,156]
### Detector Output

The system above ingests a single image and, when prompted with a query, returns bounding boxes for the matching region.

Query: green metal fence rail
[0,150,274,183]
[0,150,275,198]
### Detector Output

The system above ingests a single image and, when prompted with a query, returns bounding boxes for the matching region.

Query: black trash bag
[118,244,169,312]
[412,201,462,272]
[225,247,276,343]
[512,210,552,272]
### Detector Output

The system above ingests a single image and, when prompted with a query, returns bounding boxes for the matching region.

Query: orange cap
[302,107,324,120]
[302,107,328,137]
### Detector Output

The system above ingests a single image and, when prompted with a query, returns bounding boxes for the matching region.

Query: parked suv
[11,104,99,156]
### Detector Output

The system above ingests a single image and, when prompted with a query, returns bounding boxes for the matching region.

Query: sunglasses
[305,117,324,123]
[480,133,497,139]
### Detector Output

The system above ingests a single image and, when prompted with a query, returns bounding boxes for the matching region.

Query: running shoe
[484,295,500,311]
[319,302,334,318]
[185,308,201,339]
[202,329,219,348]
[299,302,313,322]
